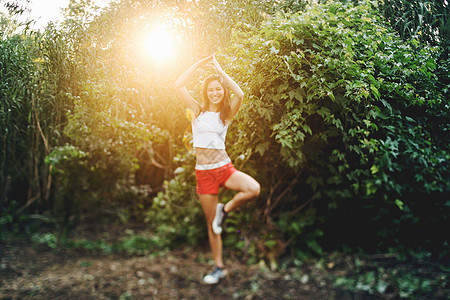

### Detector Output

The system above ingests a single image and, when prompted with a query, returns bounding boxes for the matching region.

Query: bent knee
[248,182,261,198]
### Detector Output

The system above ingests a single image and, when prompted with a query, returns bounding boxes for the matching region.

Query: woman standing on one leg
[175,54,260,284]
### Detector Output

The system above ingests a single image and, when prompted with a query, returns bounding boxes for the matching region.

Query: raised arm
[175,55,214,114]
[212,55,244,120]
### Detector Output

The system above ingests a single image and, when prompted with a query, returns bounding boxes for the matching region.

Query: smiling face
[206,80,225,107]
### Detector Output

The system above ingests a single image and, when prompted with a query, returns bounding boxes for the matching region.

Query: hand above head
[197,54,215,68]
[176,54,213,88]
[175,51,244,121]
[212,54,225,74]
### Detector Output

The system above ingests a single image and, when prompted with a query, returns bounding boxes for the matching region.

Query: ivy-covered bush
[221,0,449,256]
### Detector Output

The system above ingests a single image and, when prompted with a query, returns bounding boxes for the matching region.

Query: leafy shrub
[224,0,449,256]
[145,153,206,249]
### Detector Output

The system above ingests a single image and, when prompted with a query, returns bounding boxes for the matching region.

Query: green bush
[145,153,206,249]
[224,0,449,256]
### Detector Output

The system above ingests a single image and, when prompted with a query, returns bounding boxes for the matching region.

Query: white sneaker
[202,266,227,284]
[212,203,226,235]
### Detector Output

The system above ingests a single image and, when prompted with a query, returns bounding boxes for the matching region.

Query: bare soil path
[1,223,446,300]
[0,238,373,300]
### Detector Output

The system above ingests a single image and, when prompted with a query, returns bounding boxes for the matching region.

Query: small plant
[331,253,448,299]
[31,233,58,249]
[30,232,169,255]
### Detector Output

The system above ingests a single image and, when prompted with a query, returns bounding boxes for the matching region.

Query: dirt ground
[0,242,380,300]
[0,224,446,299]
[0,242,352,300]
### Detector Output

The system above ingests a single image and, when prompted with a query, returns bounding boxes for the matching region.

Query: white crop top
[192,111,228,149]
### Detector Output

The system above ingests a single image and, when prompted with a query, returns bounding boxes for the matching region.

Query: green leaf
[255,142,269,156]
[370,84,380,100]
[395,199,404,210]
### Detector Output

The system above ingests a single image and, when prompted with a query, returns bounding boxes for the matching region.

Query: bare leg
[199,194,224,268]
[198,171,259,269]
[223,171,260,213]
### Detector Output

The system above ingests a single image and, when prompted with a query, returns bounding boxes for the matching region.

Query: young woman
[175,54,260,284]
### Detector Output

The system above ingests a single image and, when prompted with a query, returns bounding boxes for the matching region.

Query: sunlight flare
[142,25,175,62]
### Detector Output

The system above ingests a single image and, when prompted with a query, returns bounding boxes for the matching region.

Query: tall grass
[0,20,75,224]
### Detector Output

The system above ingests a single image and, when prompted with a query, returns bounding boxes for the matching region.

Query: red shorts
[195,162,237,195]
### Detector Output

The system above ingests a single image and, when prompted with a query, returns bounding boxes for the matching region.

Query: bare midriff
[195,148,229,165]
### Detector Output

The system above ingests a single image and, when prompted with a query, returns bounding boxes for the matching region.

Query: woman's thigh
[223,171,260,193]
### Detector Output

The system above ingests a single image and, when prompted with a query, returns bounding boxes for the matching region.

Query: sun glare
[143,25,175,62]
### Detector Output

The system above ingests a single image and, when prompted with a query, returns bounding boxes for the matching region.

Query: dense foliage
[1,0,448,267]
[380,0,449,52]
[224,0,449,256]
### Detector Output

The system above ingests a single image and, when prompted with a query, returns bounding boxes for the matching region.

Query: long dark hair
[201,74,231,124]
